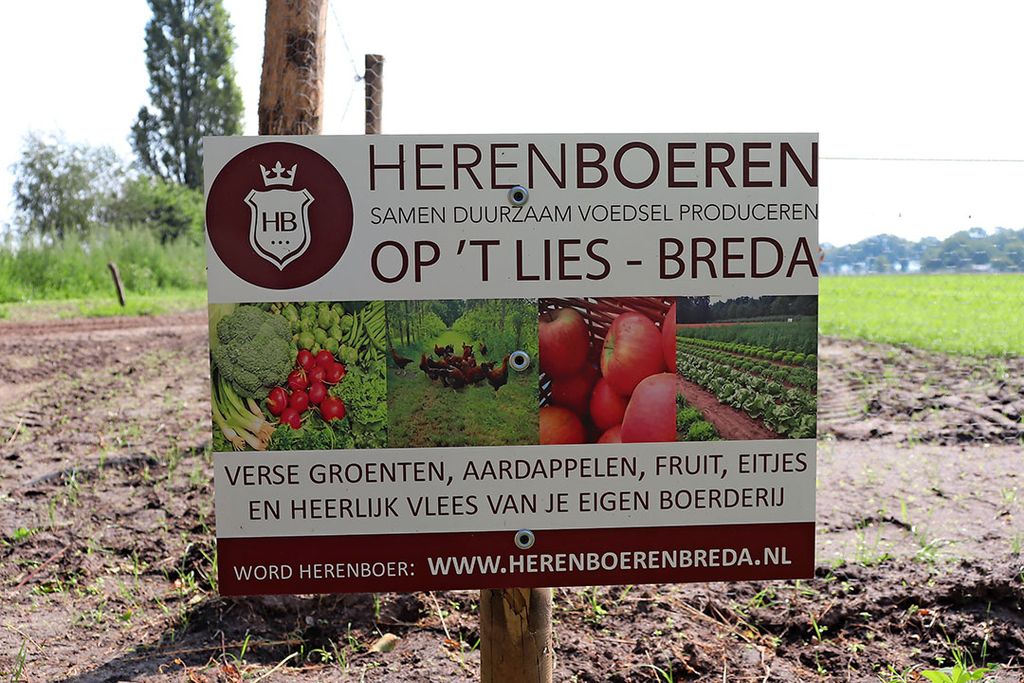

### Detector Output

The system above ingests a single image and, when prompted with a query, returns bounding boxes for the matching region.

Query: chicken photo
[385,299,538,450]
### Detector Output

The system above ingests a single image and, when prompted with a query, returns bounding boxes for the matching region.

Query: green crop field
[819,273,1024,357]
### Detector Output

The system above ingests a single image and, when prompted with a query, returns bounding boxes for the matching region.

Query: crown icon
[260,161,297,187]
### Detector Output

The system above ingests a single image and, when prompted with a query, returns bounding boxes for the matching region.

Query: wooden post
[107,262,126,307]
[258,0,329,135]
[480,587,553,682]
[364,54,384,134]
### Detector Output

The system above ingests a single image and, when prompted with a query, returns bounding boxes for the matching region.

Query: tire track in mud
[818,336,1024,444]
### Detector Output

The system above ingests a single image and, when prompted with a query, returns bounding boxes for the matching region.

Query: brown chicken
[486,354,510,392]
[447,366,468,389]
[463,363,490,385]
[390,347,414,374]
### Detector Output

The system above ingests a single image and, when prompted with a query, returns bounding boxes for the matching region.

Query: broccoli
[211,305,294,398]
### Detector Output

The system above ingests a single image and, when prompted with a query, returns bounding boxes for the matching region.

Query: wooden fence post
[107,262,126,307]
[258,0,329,135]
[480,587,553,682]
[364,54,384,134]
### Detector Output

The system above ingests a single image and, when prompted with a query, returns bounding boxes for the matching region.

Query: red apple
[549,364,599,416]
[597,424,622,443]
[662,302,677,372]
[600,312,665,396]
[539,307,590,378]
[621,373,682,443]
[540,405,586,444]
[589,377,628,432]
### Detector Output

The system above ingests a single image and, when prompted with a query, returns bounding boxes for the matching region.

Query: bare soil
[1,315,1022,682]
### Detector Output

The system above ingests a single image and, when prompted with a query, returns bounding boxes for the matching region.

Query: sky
[2,1,1024,246]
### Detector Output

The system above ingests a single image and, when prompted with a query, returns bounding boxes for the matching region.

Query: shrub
[677,407,703,432]
[686,420,718,441]
[106,175,204,243]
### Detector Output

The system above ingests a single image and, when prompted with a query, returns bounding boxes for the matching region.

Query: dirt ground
[0,313,1021,682]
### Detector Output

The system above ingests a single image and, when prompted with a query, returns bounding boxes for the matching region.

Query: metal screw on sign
[508,185,529,206]
[509,350,531,372]
[514,529,536,550]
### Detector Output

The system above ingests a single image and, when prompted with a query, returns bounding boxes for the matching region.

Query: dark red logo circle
[207,141,353,289]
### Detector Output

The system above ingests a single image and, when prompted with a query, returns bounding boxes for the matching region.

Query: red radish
[280,407,302,430]
[296,349,315,371]
[589,377,628,431]
[662,302,677,372]
[540,405,586,444]
[307,381,327,405]
[621,373,682,443]
[315,350,335,368]
[320,396,347,422]
[266,386,289,417]
[601,312,665,396]
[287,369,308,391]
[549,364,598,417]
[307,365,326,384]
[597,424,623,443]
[324,362,346,384]
[289,389,310,413]
[539,307,590,379]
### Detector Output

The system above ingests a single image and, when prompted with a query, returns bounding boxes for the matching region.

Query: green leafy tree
[131,0,243,189]
[10,132,124,240]
[105,176,204,243]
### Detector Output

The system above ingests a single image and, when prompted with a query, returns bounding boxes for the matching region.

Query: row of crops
[684,337,816,368]
[676,393,720,441]
[677,337,817,439]
[679,318,817,355]
[683,344,817,391]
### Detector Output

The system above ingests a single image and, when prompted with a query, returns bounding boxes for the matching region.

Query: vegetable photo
[675,295,817,441]
[209,300,387,452]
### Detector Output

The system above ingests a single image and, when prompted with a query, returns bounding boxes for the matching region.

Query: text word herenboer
[369,141,818,191]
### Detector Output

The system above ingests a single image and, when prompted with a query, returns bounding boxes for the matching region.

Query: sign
[204,134,819,596]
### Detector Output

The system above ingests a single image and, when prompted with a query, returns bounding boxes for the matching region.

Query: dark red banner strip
[218,523,814,595]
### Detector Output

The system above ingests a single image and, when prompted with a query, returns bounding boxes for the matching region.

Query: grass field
[819,273,1024,357]
[0,289,206,322]
[387,328,539,447]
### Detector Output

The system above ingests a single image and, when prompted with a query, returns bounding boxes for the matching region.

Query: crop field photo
[676,295,817,441]
[385,299,538,447]
[209,300,387,452]
[539,297,678,444]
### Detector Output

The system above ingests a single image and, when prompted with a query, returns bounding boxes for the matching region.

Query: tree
[131,0,243,189]
[105,175,204,243]
[10,132,124,240]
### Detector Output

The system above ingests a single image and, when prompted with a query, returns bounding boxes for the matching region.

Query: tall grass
[0,227,205,302]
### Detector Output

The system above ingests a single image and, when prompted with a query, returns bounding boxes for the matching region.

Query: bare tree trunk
[258,0,328,135]
[385,303,394,351]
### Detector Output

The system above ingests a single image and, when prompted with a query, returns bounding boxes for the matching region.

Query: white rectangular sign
[204,133,818,595]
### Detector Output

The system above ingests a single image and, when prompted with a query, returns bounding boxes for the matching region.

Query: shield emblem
[245,188,314,270]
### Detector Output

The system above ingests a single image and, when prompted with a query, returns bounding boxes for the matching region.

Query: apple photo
[538,298,679,445]
[385,299,539,447]
[675,295,817,441]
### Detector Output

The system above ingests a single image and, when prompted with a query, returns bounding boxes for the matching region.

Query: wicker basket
[538,297,674,405]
